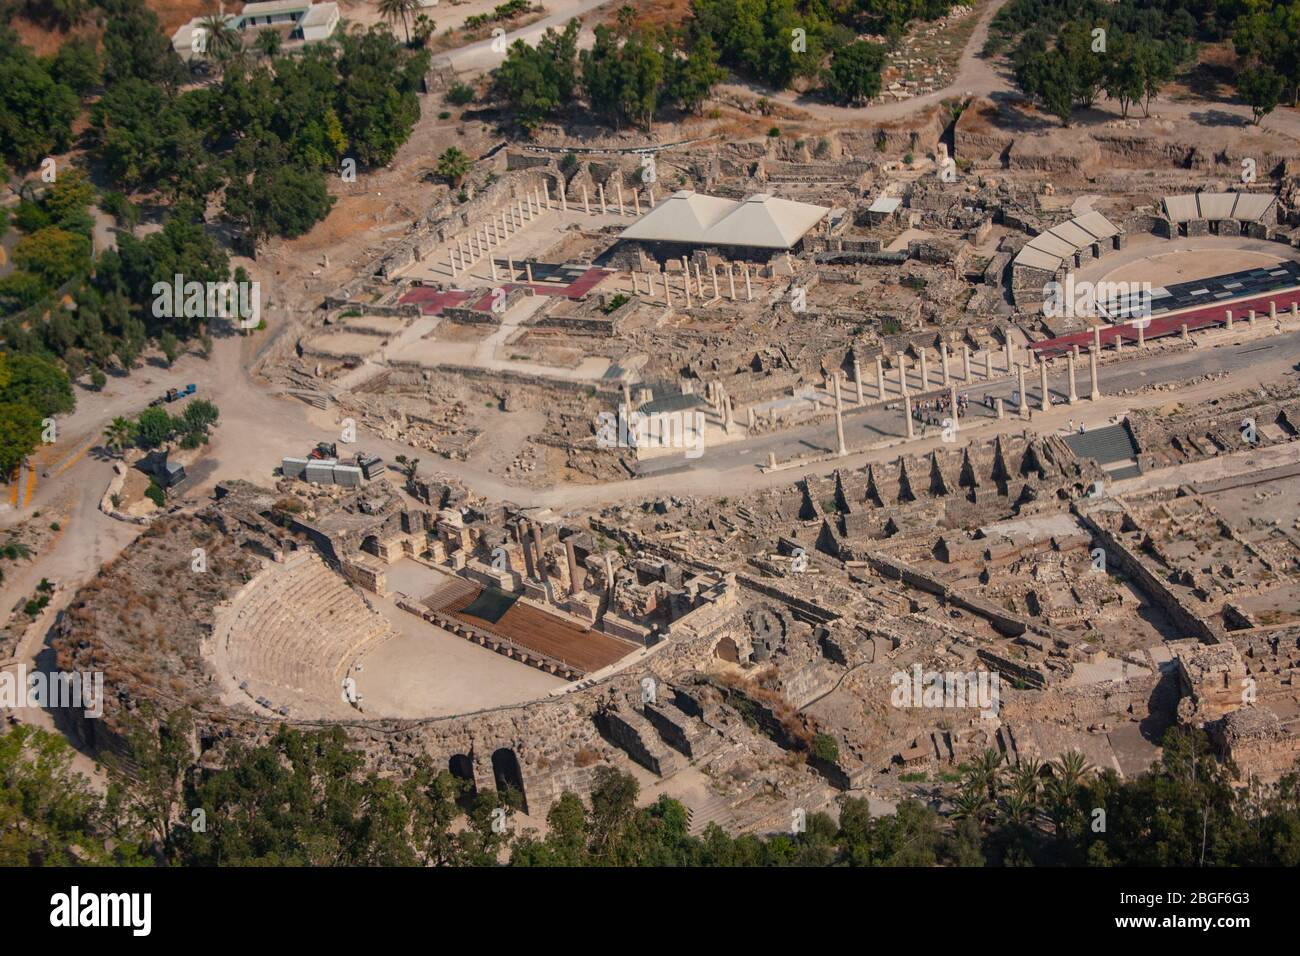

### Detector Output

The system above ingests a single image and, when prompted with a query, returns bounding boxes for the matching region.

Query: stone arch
[491,747,528,813]
[448,753,476,788]
[714,636,740,663]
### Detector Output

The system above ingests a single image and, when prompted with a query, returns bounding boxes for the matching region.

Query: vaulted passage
[491,747,528,813]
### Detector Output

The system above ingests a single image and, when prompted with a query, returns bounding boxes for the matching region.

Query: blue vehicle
[152,384,198,406]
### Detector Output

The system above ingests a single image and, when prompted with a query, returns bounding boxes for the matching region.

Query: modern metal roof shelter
[1012,211,1122,273]
[619,191,830,250]
[1162,192,1278,224]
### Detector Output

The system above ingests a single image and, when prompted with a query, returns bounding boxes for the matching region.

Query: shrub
[446,82,475,105]
[144,482,165,508]
[811,732,839,764]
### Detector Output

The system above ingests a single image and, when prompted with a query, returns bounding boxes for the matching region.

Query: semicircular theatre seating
[224,552,396,704]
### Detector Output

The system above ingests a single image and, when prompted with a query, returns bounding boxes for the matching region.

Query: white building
[171,1,341,59]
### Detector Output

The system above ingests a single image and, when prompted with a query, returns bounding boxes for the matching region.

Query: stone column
[1089,346,1100,400]
[744,264,752,301]
[875,355,885,399]
[853,360,864,404]
[647,272,656,296]
[532,523,547,585]
[1004,340,1014,373]
[940,343,951,385]
[683,269,692,308]
[833,375,847,457]
[919,348,929,390]
[1225,309,1233,331]
[962,344,971,381]
[1039,360,1049,412]
[1067,352,1078,404]
[665,278,673,308]
[711,266,719,299]
[520,521,536,580]
[1136,321,1145,348]
[565,538,581,596]
[1269,301,1276,321]
[1093,326,1102,351]
[995,397,1004,420]
[1249,309,1257,327]
[904,393,915,438]
[598,184,607,214]
[949,385,959,433]
[728,264,736,300]
[681,257,692,295]
[582,186,590,215]
[543,180,552,209]
[898,352,909,398]
[634,190,641,216]
[1017,365,1028,417]
[559,180,567,212]
[525,262,533,282]
[616,182,625,215]
[1180,323,1189,343]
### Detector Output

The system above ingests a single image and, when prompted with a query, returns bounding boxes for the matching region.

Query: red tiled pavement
[1031,285,1300,358]
[395,267,614,316]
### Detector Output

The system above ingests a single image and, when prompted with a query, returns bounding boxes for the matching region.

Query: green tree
[255,28,283,60]
[823,40,886,105]
[0,725,116,865]
[492,19,580,132]
[0,34,79,167]
[0,403,43,476]
[1239,62,1284,124]
[135,406,174,449]
[378,0,419,43]
[224,162,336,250]
[103,416,138,457]
[0,353,74,416]
[435,147,473,186]
[667,34,725,114]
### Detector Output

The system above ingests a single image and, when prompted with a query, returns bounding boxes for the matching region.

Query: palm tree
[436,146,472,187]
[1010,757,1045,802]
[959,748,1005,802]
[1054,751,1092,793]
[377,0,418,43]
[255,28,283,59]
[104,417,137,457]
[217,34,250,77]
[197,13,239,70]
[950,786,993,827]
[999,788,1036,827]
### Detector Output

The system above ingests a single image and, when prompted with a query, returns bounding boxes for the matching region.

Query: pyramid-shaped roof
[619,191,829,249]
